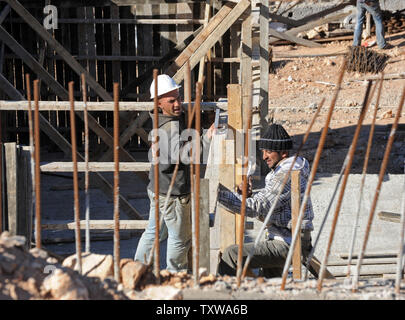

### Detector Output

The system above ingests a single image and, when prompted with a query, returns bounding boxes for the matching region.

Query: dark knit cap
[259,124,293,151]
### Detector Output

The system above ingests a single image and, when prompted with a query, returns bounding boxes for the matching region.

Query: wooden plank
[5,142,17,236]
[268,26,323,48]
[378,211,401,223]
[42,219,148,230]
[6,0,112,101]
[172,0,251,83]
[291,170,302,280]
[327,257,398,267]
[259,0,269,129]
[199,178,210,270]
[40,161,151,172]
[307,255,335,279]
[0,100,227,111]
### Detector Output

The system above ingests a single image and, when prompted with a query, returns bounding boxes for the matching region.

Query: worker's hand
[206,123,216,140]
[236,176,253,197]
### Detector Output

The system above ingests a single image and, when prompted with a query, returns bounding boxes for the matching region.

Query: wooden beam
[268,26,323,48]
[199,179,210,270]
[291,170,302,280]
[172,0,251,83]
[378,211,401,224]
[42,219,148,230]
[259,0,269,129]
[40,161,151,172]
[6,0,112,101]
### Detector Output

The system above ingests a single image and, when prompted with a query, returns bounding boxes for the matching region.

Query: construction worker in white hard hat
[134,74,215,272]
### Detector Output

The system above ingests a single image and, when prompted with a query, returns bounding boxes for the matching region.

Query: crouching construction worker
[216,123,314,278]
[135,74,215,273]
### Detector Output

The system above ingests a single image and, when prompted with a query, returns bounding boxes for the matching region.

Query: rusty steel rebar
[81,73,91,253]
[0,108,2,233]
[152,69,160,282]
[316,80,373,292]
[33,80,41,249]
[113,82,121,283]
[346,76,383,278]
[193,82,202,286]
[25,74,36,247]
[353,86,405,292]
[69,81,82,275]
[280,60,347,290]
[395,160,405,294]
[241,98,325,280]
[237,84,253,288]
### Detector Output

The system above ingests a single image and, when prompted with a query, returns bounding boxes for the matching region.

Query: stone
[143,286,183,300]
[62,252,113,280]
[381,110,393,119]
[29,248,49,260]
[120,260,148,290]
[42,269,89,300]
[200,274,216,285]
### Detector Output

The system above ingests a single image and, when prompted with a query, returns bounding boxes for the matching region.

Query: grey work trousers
[217,233,312,278]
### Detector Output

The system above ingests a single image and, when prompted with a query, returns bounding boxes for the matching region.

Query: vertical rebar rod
[241,98,324,279]
[193,82,202,285]
[69,81,82,275]
[237,83,253,287]
[353,86,405,292]
[316,80,373,292]
[152,69,160,282]
[395,160,405,294]
[33,80,41,249]
[25,74,36,246]
[81,73,91,253]
[346,77,382,278]
[280,60,347,290]
[0,107,2,233]
[113,82,121,283]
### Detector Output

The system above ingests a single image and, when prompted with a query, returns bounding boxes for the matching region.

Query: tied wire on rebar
[303,80,378,281]
[346,46,389,74]
[68,81,82,275]
[33,80,41,249]
[352,85,405,292]
[316,80,373,292]
[346,76,383,278]
[280,60,347,290]
[81,74,91,254]
[240,98,325,281]
[25,74,36,248]
[113,82,121,283]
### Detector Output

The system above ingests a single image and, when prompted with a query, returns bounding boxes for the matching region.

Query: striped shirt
[217,156,314,244]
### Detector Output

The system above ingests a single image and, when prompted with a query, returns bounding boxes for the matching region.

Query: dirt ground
[266,32,405,175]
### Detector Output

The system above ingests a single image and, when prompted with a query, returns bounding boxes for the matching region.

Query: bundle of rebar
[345,46,389,74]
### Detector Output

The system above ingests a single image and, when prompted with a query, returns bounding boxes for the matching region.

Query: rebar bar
[346,77,383,278]
[280,60,347,290]
[240,98,324,280]
[193,82,202,286]
[316,80,373,292]
[113,82,121,283]
[33,80,41,249]
[25,74,36,247]
[346,46,389,74]
[237,84,253,288]
[81,73,91,253]
[353,85,405,292]
[395,160,405,294]
[0,109,2,233]
[152,69,160,282]
[69,81,82,275]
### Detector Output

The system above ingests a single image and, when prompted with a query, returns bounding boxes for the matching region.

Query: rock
[307,29,319,40]
[200,274,216,285]
[199,267,208,278]
[381,110,393,119]
[287,75,293,82]
[120,259,148,290]
[143,286,183,300]
[0,252,18,274]
[42,269,89,300]
[0,232,26,248]
[62,252,113,280]
[29,248,49,260]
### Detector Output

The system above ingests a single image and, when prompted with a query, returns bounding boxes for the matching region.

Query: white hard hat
[150,74,181,99]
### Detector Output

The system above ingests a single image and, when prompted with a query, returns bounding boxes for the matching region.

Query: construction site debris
[62,252,114,280]
[345,46,389,74]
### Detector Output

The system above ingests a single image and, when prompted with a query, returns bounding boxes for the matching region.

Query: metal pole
[25,74,36,246]
[237,83,253,287]
[353,86,405,292]
[152,69,160,282]
[241,98,324,279]
[316,80,373,292]
[346,77,382,278]
[33,80,41,249]
[113,82,121,283]
[193,82,202,285]
[395,160,405,294]
[69,81,82,275]
[81,73,91,253]
[280,60,347,290]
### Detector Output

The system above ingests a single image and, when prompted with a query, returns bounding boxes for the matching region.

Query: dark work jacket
[147,111,211,196]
